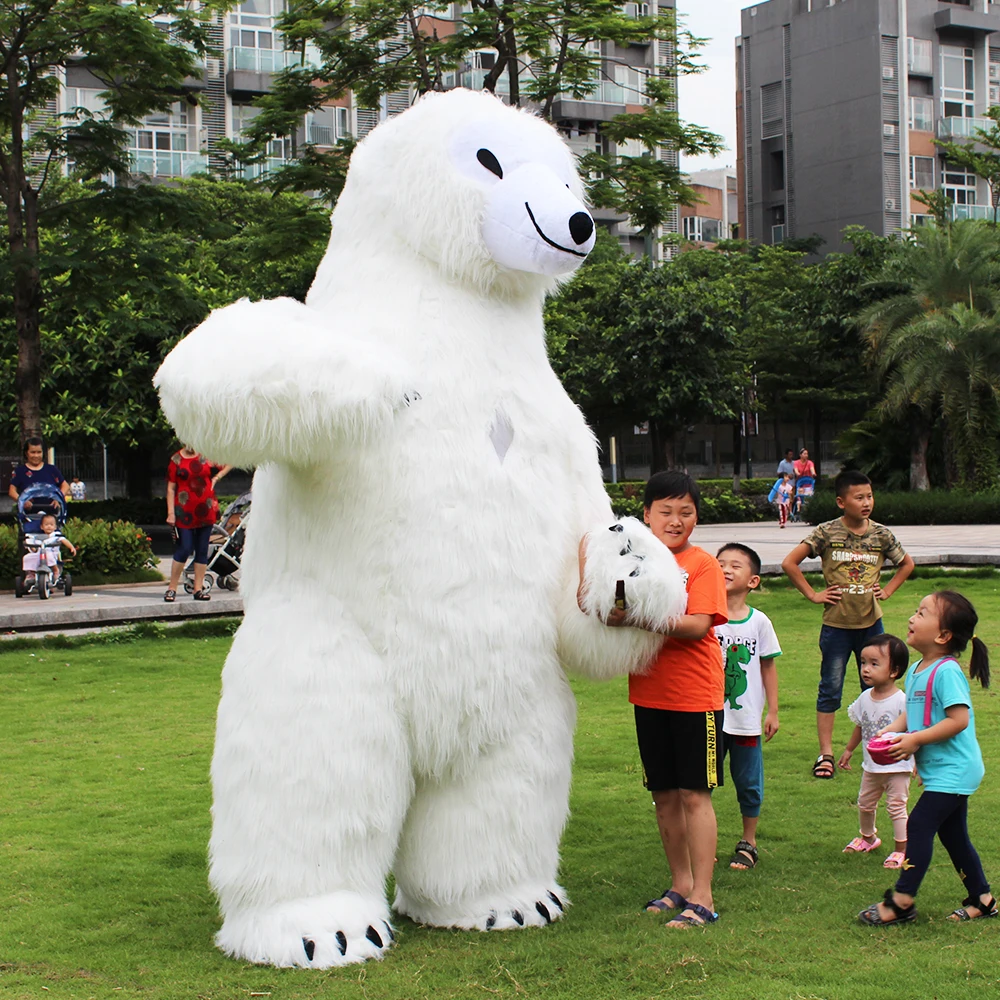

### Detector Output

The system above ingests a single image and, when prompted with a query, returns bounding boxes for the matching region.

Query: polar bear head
[324,89,597,297]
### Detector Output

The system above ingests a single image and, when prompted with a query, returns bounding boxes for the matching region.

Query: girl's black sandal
[950,895,999,920]
[859,888,917,926]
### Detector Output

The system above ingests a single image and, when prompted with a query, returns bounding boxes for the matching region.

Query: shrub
[0,518,158,581]
[605,482,761,524]
[806,489,1000,525]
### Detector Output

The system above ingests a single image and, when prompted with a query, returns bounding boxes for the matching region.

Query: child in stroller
[181,491,251,594]
[15,483,77,599]
[792,475,816,521]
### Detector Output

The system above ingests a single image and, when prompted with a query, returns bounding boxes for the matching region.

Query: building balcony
[130,150,208,179]
[459,68,510,95]
[937,116,992,139]
[949,203,992,221]
[934,6,1000,34]
[240,156,291,181]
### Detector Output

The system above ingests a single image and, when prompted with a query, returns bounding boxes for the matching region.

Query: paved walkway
[691,522,1000,575]
[0,557,242,635]
[0,525,996,635]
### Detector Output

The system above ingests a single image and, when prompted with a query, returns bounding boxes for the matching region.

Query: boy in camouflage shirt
[781,470,914,779]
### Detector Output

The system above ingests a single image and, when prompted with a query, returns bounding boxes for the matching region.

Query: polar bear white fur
[154,88,686,969]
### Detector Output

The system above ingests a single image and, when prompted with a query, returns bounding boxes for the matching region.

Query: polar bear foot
[216,891,394,968]
[394,883,568,931]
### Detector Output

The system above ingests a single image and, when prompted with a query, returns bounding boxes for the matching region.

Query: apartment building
[737,0,1000,251]
[55,2,680,252]
[680,166,739,243]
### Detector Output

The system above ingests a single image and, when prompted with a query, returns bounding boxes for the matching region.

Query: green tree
[856,220,1000,488]
[0,178,330,493]
[546,239,742,471]
[1,0,229,445]
[875,302,1000,488]
[238,1,721,240]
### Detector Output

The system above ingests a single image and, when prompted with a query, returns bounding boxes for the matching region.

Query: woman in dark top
[8,437,70,512]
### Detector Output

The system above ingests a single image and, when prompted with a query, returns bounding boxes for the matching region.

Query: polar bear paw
[215,891,394,968]
[580,516,687,630]
[394,883,568,931]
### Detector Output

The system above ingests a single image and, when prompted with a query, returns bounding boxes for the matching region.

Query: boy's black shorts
[634,705,724,792]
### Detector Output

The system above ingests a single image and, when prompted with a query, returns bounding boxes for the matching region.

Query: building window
[941,45,975,119]
[613,64,651,104]
[909,155,935,190]
[683,216,721,243]
[907,37,933,76]
[770,149,785,191]
[908,96,935,132]
[943,163,977,205]
[760,81,783,139]
[307,106,349,145]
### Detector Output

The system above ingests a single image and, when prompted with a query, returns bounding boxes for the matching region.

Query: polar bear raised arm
[154,297,408,467]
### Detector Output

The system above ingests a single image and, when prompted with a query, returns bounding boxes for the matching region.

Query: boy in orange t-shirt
[624,472,728,928]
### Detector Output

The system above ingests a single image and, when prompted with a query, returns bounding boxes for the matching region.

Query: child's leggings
[895,791,990,900]
[777,501,789,527]
[858,770,909,844]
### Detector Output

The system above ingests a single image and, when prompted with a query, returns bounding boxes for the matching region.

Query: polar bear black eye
[476,148,503,179]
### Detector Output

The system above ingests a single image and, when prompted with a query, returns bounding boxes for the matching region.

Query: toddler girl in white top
[837,633,913,869]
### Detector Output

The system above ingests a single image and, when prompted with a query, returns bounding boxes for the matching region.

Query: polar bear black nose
[569,212,594,246]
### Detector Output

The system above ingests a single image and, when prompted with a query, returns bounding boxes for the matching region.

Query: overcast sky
[676,0,753,174]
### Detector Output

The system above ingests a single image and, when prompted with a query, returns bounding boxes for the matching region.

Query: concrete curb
[0,595,243,633]
[759,553,1000,576]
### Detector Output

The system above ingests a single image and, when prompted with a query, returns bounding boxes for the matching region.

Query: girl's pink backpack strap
[922,657,959,728]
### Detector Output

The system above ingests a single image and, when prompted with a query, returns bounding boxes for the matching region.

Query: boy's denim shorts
[816,621,884,713]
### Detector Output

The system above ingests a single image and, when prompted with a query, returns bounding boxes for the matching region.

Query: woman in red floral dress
[164,446,232,602]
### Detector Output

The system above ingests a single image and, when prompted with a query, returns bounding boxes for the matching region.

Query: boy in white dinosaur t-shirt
[715,544,781,871]
[837,633,913,869]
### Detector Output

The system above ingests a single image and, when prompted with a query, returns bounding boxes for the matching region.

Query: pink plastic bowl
[866,736,899,767]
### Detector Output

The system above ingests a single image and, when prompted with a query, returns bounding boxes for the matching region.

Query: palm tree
[856,220,1000,489]
[877,303,1000,488]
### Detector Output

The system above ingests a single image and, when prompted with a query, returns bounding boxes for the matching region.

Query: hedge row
[1,495,244,526]
[806,489,1000,526]
[0,518,158,581]
[605,482,763,524]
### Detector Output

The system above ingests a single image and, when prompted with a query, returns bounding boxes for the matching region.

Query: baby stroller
[182,491,251,594]
[14,483,72,599]
[791,475,815,522]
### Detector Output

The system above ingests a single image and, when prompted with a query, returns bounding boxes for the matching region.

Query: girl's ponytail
[969,636,991,690]
[935,590,990,689]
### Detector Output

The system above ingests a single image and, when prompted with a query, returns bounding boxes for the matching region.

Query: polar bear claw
[215,891,395,969]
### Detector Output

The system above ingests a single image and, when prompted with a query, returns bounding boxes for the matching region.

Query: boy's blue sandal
[858,889,917,926]
[665,903,718,928]
[645,889,688,913]
[950,895,998,920]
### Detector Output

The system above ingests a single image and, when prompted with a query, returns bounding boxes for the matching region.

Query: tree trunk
[732,419,742,488]
[773,415,781,474]
[649,420,666,473]
[812,406,822,477]
[909,410,930,491]
[7,156,43,447]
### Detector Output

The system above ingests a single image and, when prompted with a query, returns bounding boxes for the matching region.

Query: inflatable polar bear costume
[155,88,686,969]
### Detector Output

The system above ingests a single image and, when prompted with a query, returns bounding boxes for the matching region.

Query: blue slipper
[666,902,719,928]
[645,889,688,913]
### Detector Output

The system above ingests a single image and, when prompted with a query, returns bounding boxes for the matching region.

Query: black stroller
[182,491,251,594]
[14,482,73,599]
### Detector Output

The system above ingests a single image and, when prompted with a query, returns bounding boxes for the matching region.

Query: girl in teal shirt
[857,590,992,926]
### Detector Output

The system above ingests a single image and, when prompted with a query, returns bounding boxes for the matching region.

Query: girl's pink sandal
[843,835,882,853]
[883,851,906,869]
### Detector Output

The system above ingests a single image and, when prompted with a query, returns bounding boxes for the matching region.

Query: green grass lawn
[2,576,998,1000]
